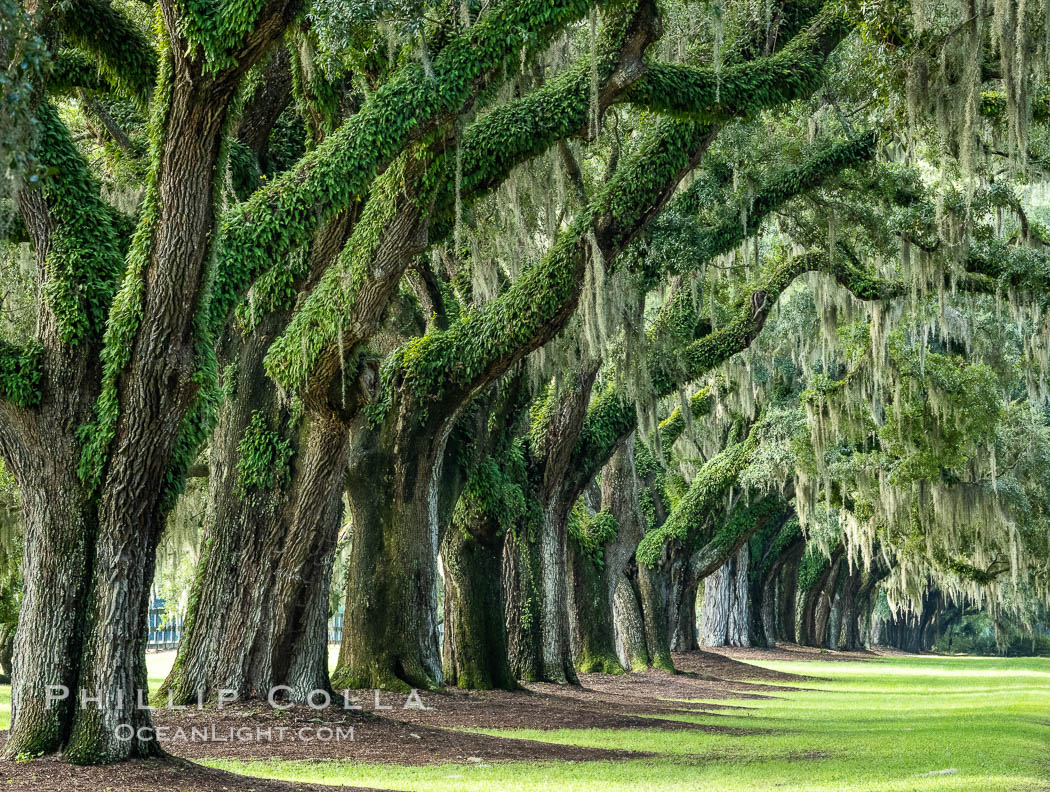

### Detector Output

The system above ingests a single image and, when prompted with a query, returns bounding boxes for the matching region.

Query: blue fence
[147,598,183,650]
[328,609,344,643]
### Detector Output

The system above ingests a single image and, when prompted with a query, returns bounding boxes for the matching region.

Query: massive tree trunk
[612,573,650,669]
[0,102,119,760]
[835,564,865,651]
[567,539,624,674]
[0,428,97,758]
[596,442,651,671]
[637,561,675,671]
[776,543,804,643]
[632,456,675,672]
[797,548,843,647]
[700,544,749,647]
[522,365,604,684]
[163,404,349,703]
[441,520,516,690]
[567,443,644,675]
[753,533,804,647]
[672,579,700,651]
[536,496,581,684]
[334,410,448,691]
[813,553,843,648]
[163,186,358,703]
[60,8,296,759]
[504,521,544,681]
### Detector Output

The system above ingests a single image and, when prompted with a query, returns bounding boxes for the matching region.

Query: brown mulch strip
[153,705,654,762]
[379,648,802,735]
[0,755,386,791]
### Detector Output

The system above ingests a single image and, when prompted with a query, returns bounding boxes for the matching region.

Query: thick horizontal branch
[427,0,659,237]
[387,118,716,423]
[651,250,903,396]
[623,5,850,121]
[681,132,877,267]
[564,137,880,483]
[206,0,609,337]
[55,0,157,109]
[658,381,717,452]
[261,2,662,397]
[636,417,763,566]
[689,496,788,582]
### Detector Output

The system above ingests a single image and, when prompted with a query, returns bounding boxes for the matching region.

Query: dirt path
[0,645,880,791]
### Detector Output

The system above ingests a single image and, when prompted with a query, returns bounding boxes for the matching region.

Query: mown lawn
[204,655,1050,792]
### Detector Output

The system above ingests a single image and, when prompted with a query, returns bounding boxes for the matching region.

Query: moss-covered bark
[747,515,801,647]
[442,525,517,690]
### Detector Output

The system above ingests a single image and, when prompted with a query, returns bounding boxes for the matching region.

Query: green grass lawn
[203,655,1050,792]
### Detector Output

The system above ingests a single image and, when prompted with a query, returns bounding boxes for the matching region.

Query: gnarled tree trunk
[163,402,349,703]
[333,411,447,691]
[441,522,516,690]
[700,544,749,647]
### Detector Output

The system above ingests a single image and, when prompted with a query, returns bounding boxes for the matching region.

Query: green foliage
[568,501,619,564]
[625,6,849,122]
[0,341,42,408]
[34,103,123,346]
[880,339,1000,485]
[263,152,415,391]
[636,419,762,567]
[386,118,708,416]
[78,40,175,490]
[571,385,636,481]
[705,495,784,562]
[658,381,715,453]
[47,50,107,96]
[228,139,261,200]
[750,514,802,582]
[651,250,898,397]
[1,0,48,197]
[236,410,295,490]
[55,0,157,109]
[174,0,273,74]
[454,444,528,537]
[650,133,877,280]
[797,545,831,592]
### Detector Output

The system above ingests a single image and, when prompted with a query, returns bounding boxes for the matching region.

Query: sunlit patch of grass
[205,655,1050,792]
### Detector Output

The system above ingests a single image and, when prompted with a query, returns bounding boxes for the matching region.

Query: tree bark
[0,446,96,758]
[503,522,544,682]
[333,411,448,691]
[612,574,649,669]
[61,10,297,759]
[566,442,644,675]
[776,543,803,643]
[163,191,359,704]
[700,544,749,647]
[567,539,624,674]
[163,404,349,703]
[637,561,675,671]
[441,523,516,690]
[835,564,865,650]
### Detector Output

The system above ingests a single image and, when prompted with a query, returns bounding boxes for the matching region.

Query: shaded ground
[0,755,386,792]
[0,645,877,791]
